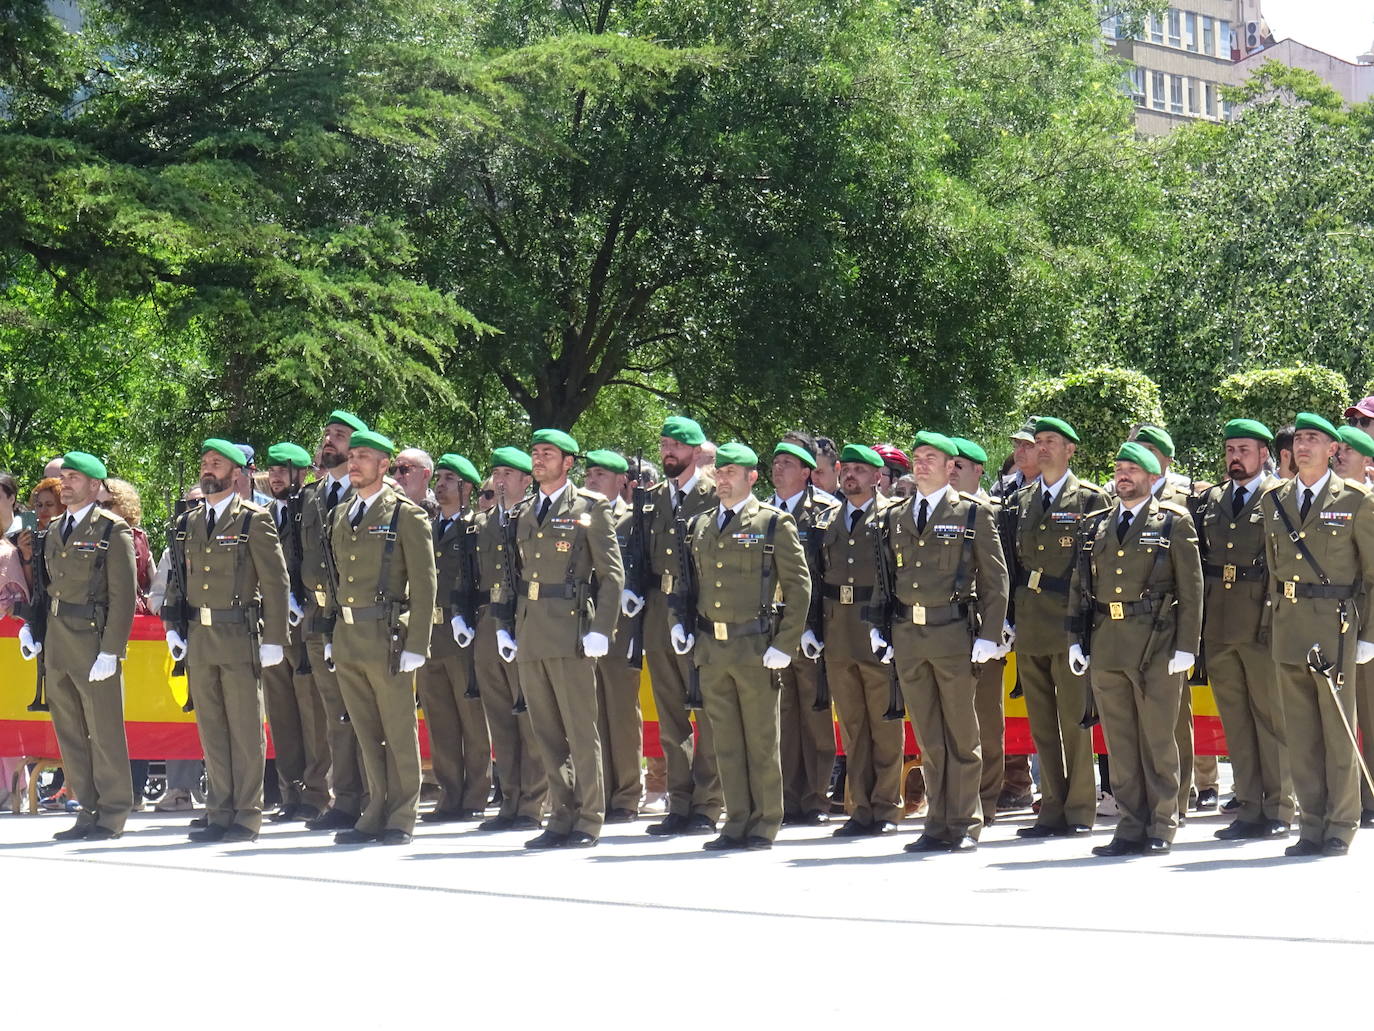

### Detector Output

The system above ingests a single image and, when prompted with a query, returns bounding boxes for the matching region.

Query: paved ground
[3,792,1370,1028]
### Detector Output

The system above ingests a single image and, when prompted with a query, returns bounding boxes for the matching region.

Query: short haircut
[1273,424,1295,457]
[782,430,817,458]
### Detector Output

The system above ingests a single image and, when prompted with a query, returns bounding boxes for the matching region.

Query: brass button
[1114,587,1123,594]
[1115,568,1123,575]
[716,562,723,568]
[202,584,209,590]
[847,576,855,584]
[915,561,922,568]
[534,553,541,559]
[847,539,855,546]
[714,581,722,588]
[347,596,355,603]
[203,566,210,572]
[1039,524,1046,531]
[714,601,721,609]
[1226,542,1233,549]
[1224,583,1232,590]
[347,576,354,583]
[665,548,673,556]
[537,532,544,539]
[846,557,854,564]
[918,540,925,547]
[349,555,356,561]
[1037,545,1045,551]
[1116,550,1124,557]
[1229,522,1236,529]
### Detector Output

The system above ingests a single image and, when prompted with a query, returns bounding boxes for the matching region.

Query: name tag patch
[1138,531,1164,546]
[549,517,578,530]
[731,532,766,546]
[74,540,98,553]
[933,524,961,540]
[1051,512,1081,524]
[1320,511,1352,525]
[214,534,240,546]
[368,525,390,535]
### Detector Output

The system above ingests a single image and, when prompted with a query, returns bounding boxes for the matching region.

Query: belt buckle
[199,607,213,626]
[527,581,540,601]
[1283,581,1296,601]
[1109,602,1124,620]
[491,585,503,604]
[314,590,328,607]
[1222,564,1237,584]
[50,597,60,616]
[839,585,854,605]
[433,607,444,625]
[713,621,729,641]
[342,607,355,625]
[910,604,926,625]
[1027,569,1042,592]
[661,572,674,593]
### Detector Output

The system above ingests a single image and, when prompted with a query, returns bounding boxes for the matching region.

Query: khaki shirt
[44,506,137,658]
[1198,476,1276,646]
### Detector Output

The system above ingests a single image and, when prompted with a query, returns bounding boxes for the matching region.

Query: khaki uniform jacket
[512,485,624,661]
[688,496,811,665]
[880,486,1009,658]
[1263,474,1374,666]
[430,509,478,660]
[640,473,718,634]
[163,496,290,665]
[1198,476,1277,646]
[328,485,437,659]
[819,495,894,663]
[1011,473,1110,656]
[474,500,525,610]
[772,489,840,654]
[299,474,353,620]
[44,506,138,659]
[1068,497,1203,672]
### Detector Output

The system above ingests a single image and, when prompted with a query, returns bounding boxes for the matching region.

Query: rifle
[23,528,50,711]
[319,493,350,720]
[998,494,1025,700]
[669,505,704,710]
[623,453,649,671]
[867,490,904,722]
[285,484,312,676]
[498,486,528,714]
[1073,512,1104,729]
[456,511,481,699]
[168,500,195,711]
[802,487,832,711]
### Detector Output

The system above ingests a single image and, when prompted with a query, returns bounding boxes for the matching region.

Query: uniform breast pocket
[932,535,962,569]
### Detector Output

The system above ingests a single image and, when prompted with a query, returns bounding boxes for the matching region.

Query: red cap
[872,443,910,473]
[1344,397,1374,420]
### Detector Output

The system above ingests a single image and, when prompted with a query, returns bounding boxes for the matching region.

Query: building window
[1204,82,1217,117]
[1187,77,1199,114]
[1130,67,1146,106]
[1185,12,1198,52]
[1222,96,1233,119]
[1202,16,1215,56]
[1150,12,1164,44]
[1152,70,1166,110]
[1167,8,1182,48]
[1170,75,1183,113]
[1219,19,1232,57]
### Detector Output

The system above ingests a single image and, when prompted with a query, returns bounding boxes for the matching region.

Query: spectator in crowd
[476,478,497,514]
[394,447,437,513]
[0,472,32,811]
[29,477,65,530]
[101,478,153,613]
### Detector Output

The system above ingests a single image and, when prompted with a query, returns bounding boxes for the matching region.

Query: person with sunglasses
[393,448,437,516]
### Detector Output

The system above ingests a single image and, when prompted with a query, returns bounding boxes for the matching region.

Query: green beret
[348,429,396,456]
[326,410,368,433]
[61,451,107,480]
[266,442,312,469]
[773,442,816,470]
[839,443,884,468]
[1295,412,1340,441]
[714,442,759,468]
[1034,417,1080,444]
[948,437,988,464]
[490,447,532,475]
[436,453,481,486]
[585,449,628,475]
[1115,441,1160,475]
[1134,425,1175,458]
[911,430,958,458]
[201,438,245,467]
[1223,418,1274,444]
[1337,426,1374,459]
[661,416,706,446]
[531,428,579,456]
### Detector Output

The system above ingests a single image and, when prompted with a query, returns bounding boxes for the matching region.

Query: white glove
[869,627,893,664]
[1167,650,1194,675]
[762,646,792,670]
[398,650,426,674]
[497,628,518,663]
[800,629,824,660]
[971,638,998,664]
[287,594,304,627]
[18,624,41,661]
[88,652,117,682]
[165,629,187,662]
[581,631,609,658]
[451,614,475,648]
[259,643,285,668]
[1358,641,1374,665]
[1068,643,1089,676]
[1001,620,1015,648]
[670,623,694,655]
[324,641,335,672]
[620,590,645,618]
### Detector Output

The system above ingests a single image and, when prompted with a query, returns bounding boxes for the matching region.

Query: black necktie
[537,496,551,524]
[62,515,74,543]
[276,505,286,529]
[1117,509,1132,543]
[1041,490,1052,512]
[1300,488,1313,521]
[778,499,789,514]
[350,502,365,530]
[916,499,929,534]
[719,508,735,532]
[205,509,216,538]
[436,517,451,542]
[1231,486,1247,518]
[849,508,863,533]
[327,480,341,512]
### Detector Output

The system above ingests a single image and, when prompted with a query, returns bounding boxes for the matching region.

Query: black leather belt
[1275,582,1356,601]
[1095,599,1157,620]
[1203,562,1265,583]
[49,599,101,621]
[822,583,873,604]
[516,580,578,601]
[1017,569,1071,595]
[893,601,969,627]
[695,614,770,641]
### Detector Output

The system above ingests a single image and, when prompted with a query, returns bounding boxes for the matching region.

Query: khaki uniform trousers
[827,656,904,825]
[305,628,366,816]
[646,644,723,821]
[1019,651,1097,828]
[46,622,133,832]
[189,659,267,833]
[1277,659,1361,847]
[974,657,1007,824]
[777,656,838,816]
[595,646,643,813]
[896,651,983,842]
[262,632,330,811]
[700,661,783,841]
[1209,643,1293,823]
[475,609,546,820]
[518,656,604,836]
[1357,663,1374,815]
[417,653,492,813]
[1091,664,1182,844]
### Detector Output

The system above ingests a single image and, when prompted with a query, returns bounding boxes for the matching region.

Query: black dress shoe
[1362,810,1374,830]
[189,824,228,843]
[85,826,122,841]
[793,810,828,826]
[684,813,716,834]
[646,812,691,837]
[949,836,977,853]
[1064,824,1092,836]
[745,835,772,850]
[296,804,322,822]
[1221,796,1240,813]
[1016,823,1061,839]
[1322,837,1350,857]
[702,834,746,851]
[1284,838,1323,857]
[477,815,515,831]
[996,791,1034,811]
[307,808,358,831]
[52,825,91,841]
[832,817,872,838]
[269,804,300,823]
[1263,819,1290,838]
[565,830,598,848]
[903,834,952,853]
[1091,838,1143,857]
[510,815,541,830]
[1196,788,1218,810]
[525,829,569,849]
[334,828,379,845]
[420,809,468,824]
[222,824,258,843]
[1215,820,1266,840]
[603,808,637,824]
[871,820,898,835]
[381,829,412,845]
[1145,838,1171,855]
[188,815,209,828]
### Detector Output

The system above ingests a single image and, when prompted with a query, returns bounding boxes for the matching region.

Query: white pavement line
[5,852,1373,948]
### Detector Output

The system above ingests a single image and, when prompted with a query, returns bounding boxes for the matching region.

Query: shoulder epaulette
[1077,480,1108,495]
[1344,479,1370,495]
[958,490,990,508]
[1157,500,1189,516]
[240,500,268,515]
[758,500,785,516]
